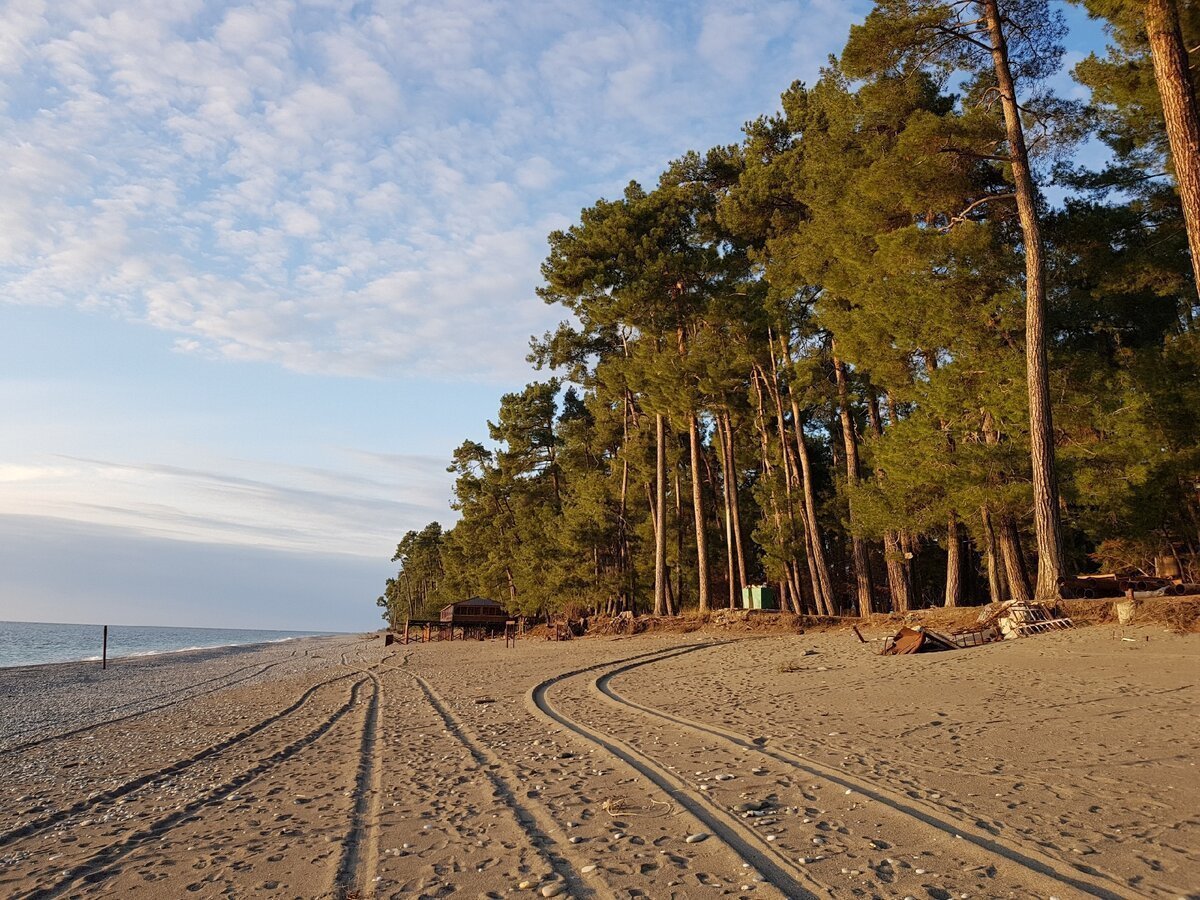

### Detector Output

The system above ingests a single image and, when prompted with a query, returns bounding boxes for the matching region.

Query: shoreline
[0,625,360,673]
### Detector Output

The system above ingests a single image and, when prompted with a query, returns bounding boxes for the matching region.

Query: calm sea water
[0,621,339,669]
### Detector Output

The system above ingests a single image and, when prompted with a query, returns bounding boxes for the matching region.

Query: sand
[0,624,1195,899]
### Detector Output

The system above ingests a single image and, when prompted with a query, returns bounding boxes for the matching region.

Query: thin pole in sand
[102,625,108,670]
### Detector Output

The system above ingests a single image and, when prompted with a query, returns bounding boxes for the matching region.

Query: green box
[741,584,778,610]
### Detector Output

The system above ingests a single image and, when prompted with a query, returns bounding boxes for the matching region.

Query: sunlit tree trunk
[722,411,749,591]
[981,506,1007,604]
[789,394,834,615]
[715,412,738,609]
[997,515,1033,604]
[982,0,1064,600]
[654,413,668,616]
[689,414,711,613]
[867,393,913,613]
[832,352,874,616]
[1145,0,1200,300]
[944,515,963,607]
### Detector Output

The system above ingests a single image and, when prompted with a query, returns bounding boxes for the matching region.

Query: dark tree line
[379,0,1199,627]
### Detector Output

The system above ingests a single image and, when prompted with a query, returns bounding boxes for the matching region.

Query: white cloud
[1,1,865,381]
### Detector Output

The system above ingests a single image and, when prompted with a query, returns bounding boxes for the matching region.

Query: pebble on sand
[685,833,709,843]
[540,882,567,897]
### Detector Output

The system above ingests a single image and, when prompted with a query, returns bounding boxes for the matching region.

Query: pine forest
[379,0,1200,627]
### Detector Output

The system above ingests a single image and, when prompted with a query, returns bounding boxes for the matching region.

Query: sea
[0,620,339,669]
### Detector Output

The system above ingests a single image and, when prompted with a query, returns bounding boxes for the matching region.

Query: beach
[0,625,1196,899]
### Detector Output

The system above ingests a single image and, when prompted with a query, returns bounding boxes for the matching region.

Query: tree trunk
[833,352,874,616]
[944,516,963,607]
[790,395,835,615]
[761,362,811,616]
[654,414,668,616]
[723,411,750,591]
[997,515,1033,604]
[981,506,1007,604]
[751,373,787,611]
[715,413,738,609]
[981,0,1064,600]
[689,415,711,613]
[618,393,632,612]
[673,469,683,614]
[867,392,913,613]
[1145,0,1200,300]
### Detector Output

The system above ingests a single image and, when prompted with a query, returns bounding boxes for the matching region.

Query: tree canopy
[377,0,1199,629]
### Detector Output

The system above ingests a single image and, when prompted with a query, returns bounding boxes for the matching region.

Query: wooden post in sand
[102,625,108,670]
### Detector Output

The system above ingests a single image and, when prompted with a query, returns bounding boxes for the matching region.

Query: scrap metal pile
[880,600,1073,655]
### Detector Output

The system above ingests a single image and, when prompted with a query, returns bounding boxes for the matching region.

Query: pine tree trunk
[981,506,1007,603]
[867,392,913,613]
[689,414,711,613]
[790,394,835,614]
[654,413,668,616]
[723,411,750,591]
[715,413,738,609]
[673,469,683,614]
[1145,0,1200,300]
[997,515,1033,604]
[751,374,787,611]
[981,0,1064,600]
[944,516,963,607]
[762,363,811,615]
[833,353,874,616]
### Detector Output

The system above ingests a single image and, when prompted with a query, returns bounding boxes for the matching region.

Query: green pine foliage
[379,0,1200,625]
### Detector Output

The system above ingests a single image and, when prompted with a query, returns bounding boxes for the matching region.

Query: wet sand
[0,625,1195,899]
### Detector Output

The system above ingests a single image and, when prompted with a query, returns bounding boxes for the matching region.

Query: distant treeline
[379,0,1200,627]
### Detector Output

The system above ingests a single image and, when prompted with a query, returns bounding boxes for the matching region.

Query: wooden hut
[439,597,507,627]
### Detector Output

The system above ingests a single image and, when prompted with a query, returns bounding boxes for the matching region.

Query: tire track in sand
[529,641,827,900]
[395,664,618,900]
[2,637,371,756]
[595,644,1133,900]
[334,666,384,899]
[0,671,357,850]
[1,661,286,756]
[18,676,371,900]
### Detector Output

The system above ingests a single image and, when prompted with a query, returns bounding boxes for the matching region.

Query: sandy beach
[0,624,1196,899]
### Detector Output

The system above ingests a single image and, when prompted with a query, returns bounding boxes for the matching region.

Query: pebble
[580,865,597,874]
[685,833,709,844]
[540,883,566,898]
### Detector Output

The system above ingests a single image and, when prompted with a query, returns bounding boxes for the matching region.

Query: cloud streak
[0,451,451,557]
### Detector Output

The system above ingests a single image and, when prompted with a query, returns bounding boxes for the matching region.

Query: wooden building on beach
[439,597,507,627]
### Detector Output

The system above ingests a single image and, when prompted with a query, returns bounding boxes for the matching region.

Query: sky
[0,0,1108,632]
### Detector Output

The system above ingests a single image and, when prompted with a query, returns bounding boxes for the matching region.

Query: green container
[741,584,778,610]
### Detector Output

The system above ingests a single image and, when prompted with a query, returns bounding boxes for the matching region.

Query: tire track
[596,645,1133,900]
[21,675,371,900]
[334,667,384,900]
[399,666,617,900]
[0,671,356,850]
[528,642,827,900]
[0,661,287,756]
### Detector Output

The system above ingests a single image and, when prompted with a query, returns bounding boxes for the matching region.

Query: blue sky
[1,0,1108,631]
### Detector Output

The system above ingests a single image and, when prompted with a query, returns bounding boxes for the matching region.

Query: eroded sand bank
[0,625,1195,899]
